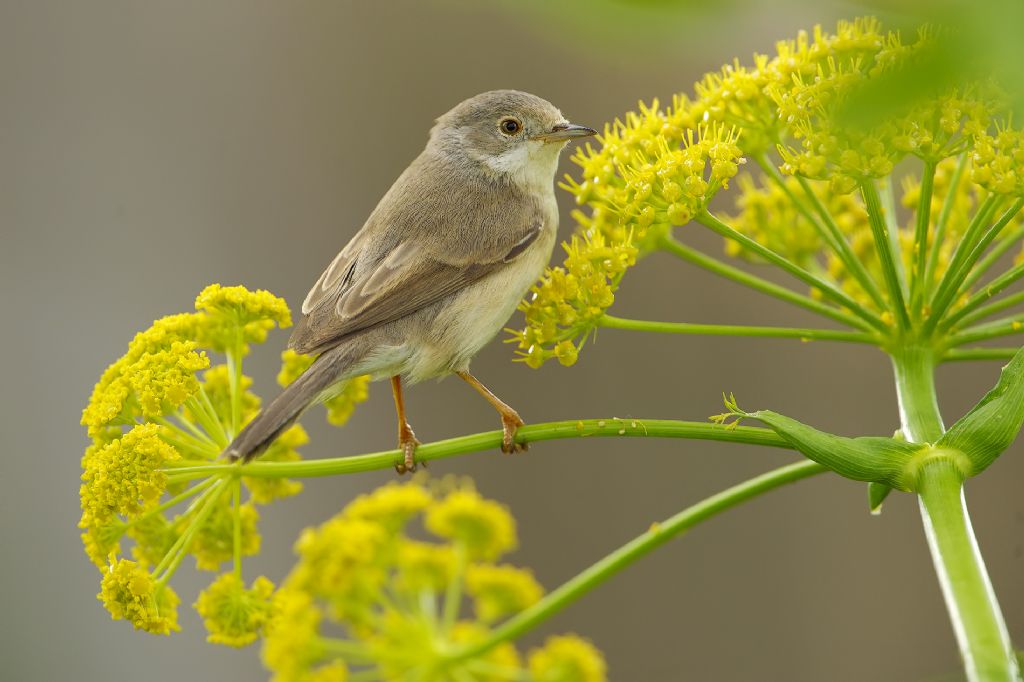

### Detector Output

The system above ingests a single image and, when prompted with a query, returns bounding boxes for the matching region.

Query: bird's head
[430,89,596,191]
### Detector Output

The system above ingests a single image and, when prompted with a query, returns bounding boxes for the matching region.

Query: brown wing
[289,219,543,354]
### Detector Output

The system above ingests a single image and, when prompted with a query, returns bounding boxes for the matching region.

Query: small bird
[226,90,595,471]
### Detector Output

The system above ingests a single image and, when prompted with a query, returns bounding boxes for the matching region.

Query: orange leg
[456,371,527,454]
[391,376,421,474]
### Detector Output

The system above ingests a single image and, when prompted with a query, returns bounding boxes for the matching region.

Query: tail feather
[225,342,359,462]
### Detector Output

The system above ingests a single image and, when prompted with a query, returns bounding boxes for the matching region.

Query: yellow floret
[194,573,276,647]
[465,563,544,623]
[79,424,181,527]
[98,558,180,635]
[342,481,432,530]
[528,634,608,682]
[195,283,292,353]
[190,500,261,571]
[424,489,517,561]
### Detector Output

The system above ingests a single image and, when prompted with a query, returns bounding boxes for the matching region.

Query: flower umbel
[78,285,369,642]
[99,558,180,635]
[262,481,606,682]
[194,573,275,647]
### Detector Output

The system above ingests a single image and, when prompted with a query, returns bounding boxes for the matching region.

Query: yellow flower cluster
[80,424,180,527]
[512,232,637,368]
[194,283,293,353]
[79,284,372,642]
[190,498,262,571]
[99,558,180,635]
[82,315,208,438]
[279,349,371,426]
[547,16,1023,337]
[973,124,1024,197]
[263,481,606,682]
[194,573,276,647]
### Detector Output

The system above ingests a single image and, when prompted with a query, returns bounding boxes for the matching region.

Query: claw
[395,425,422,474]
[500,411,527,454]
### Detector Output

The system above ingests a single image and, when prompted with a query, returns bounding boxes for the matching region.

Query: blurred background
[2,1,1021,680]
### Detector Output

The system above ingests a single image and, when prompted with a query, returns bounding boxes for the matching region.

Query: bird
[225,90,596,472]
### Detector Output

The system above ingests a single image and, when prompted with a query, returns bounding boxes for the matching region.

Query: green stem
[232,478,242,578]
[162,418,792,481]
[696,210,889,333]
[598,314,878,344]
[891,346,945,442]
[187,392,229,449]
[130,477,219,527]
[949,315,1024,346]
[152,417,219,458]
[941,348,1021,362]
[917,461,1020,681]
[911,160,937,316]
[658,235,872,331]
[171,412,218,447]
[153,480,227,581]
[955,222,1024,300]
[879,176,909,294]
[891,349,1019,681]
[924,153,968,290]
[755,156,886,309]
[442,543,466,634]
[934,198,1024,328]
[226,343,244,439]
[795,174,888,309]
[861,180,911,330]
[925,195,1000,333]
[951,289,1024,329]
[947,260,1024,330]
[445,459,826,665]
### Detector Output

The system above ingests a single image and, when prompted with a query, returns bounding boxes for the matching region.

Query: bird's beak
[532,122,598,143]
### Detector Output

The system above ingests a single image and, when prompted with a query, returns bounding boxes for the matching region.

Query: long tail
[224,341,362,463]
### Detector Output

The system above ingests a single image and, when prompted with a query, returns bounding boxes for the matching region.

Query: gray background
[2,1,1021,680]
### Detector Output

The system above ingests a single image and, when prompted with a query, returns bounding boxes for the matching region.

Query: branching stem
[162,419,791,482]
[891,347,1018,681]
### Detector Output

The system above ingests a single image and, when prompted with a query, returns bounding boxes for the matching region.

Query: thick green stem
[445,460,826,665]
[163,418,792,481]
[892,346,945,442]
[599,315,879,344]
[892,350,1019,681]
[917,462,1020,681]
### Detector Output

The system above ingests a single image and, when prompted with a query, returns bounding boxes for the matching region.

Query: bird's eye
[499,118,522,135]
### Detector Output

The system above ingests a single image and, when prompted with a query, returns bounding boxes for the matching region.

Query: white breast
[405,199,559,383]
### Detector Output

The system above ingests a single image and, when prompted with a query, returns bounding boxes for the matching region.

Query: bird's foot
[500,410,527,454]
[395,424,422,474]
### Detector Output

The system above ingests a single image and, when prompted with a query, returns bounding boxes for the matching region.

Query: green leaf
[936,346,1024,475]
[739,409,922,490]
[868,482,892,515]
